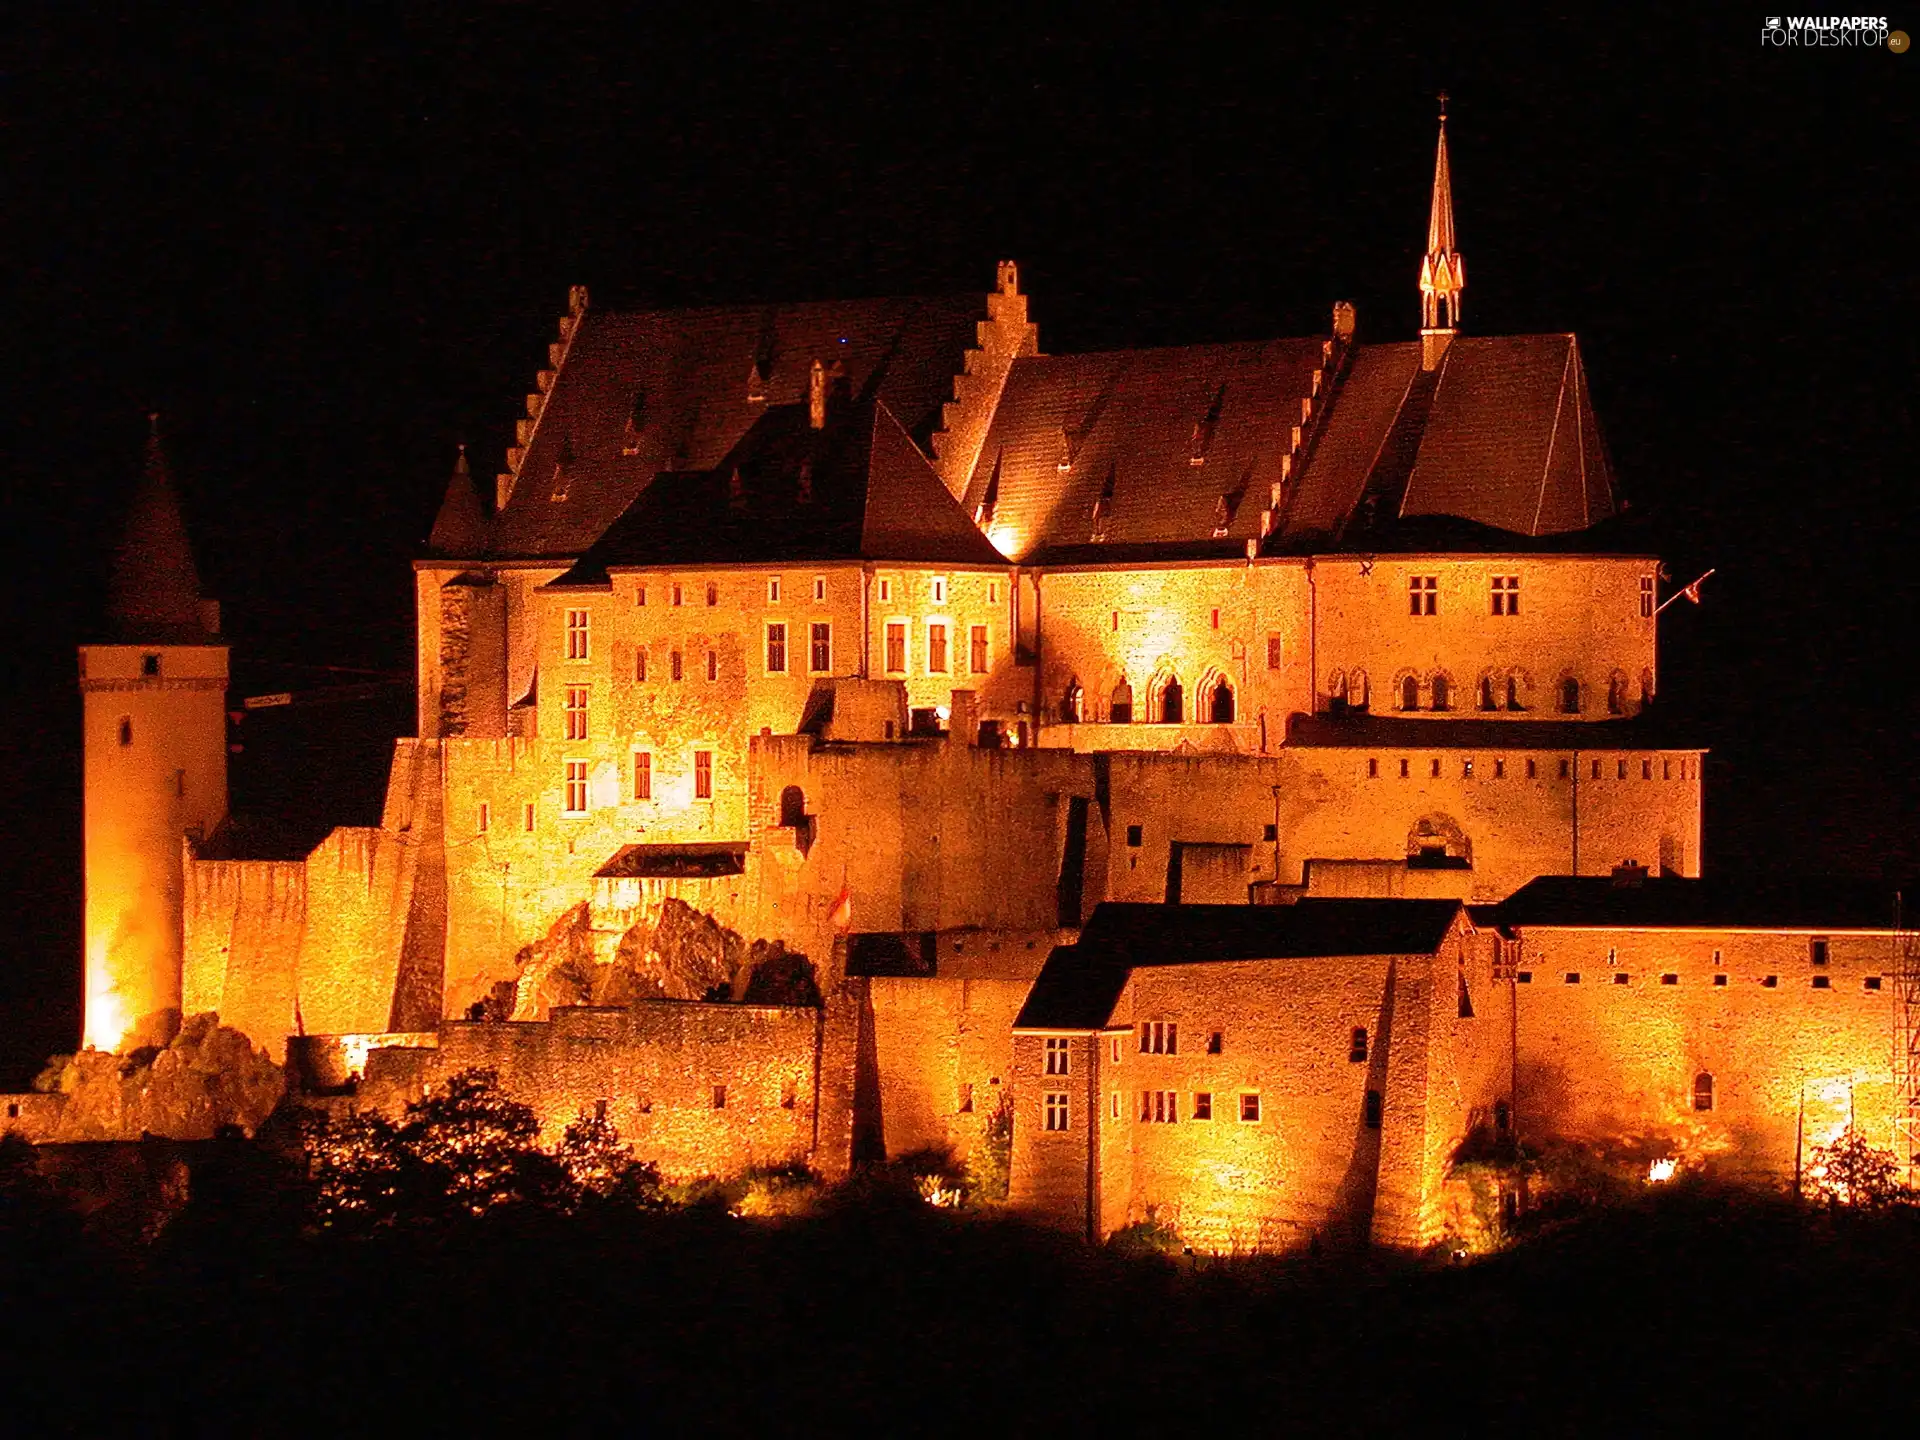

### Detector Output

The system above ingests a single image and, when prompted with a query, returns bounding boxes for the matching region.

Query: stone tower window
[1399,676,1420,712]
[1640,575,1656,617]
[633,752,652,801]
[1109,679,1133,725]
[694,750,713,800]
[1559,677,1582,714]
[562,760,588,815]
[141,653,161,677]
[118,716,133,747]
[564,686,589,741]
[779,785,805,828]
[635,649,648,682]
[670,650,683,681]
[1044,1037,1070,1076]
[1692,1073,1715,1112]
[1206,676,1234,724]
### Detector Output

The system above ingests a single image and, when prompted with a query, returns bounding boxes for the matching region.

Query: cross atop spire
[1419,94,1464,367]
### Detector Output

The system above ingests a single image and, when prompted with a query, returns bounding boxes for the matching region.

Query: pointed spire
[107,413,212,641]
[1420,93,1465,367]
[428,443,490,556]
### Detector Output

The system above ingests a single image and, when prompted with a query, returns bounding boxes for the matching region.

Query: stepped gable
[489,293,989,558]
[1015,899,1464,1030]
[107,417,213,642]
[553,390,1005,583]
[955,338,1327,563]
[1277,333,1619,548]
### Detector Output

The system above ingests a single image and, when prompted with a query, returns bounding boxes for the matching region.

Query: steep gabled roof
[1014,899,1465,1030]
[956,339,1328,562]
[107,418,213,642]
[554,392,1006,582]
[484,294,988,559]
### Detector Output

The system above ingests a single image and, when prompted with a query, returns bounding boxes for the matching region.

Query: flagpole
[1654,568,1715,616]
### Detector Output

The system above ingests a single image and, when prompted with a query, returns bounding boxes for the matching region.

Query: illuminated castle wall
[28,117,1901,1255]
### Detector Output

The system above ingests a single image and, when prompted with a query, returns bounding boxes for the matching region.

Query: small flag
[828,884,854,934]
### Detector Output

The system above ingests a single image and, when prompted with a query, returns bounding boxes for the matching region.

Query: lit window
[564,685,589,741]
[1409,575,1437,615]
[970,624,989,674]
[1490,575,1520,615]
[706,650,717,682]
[885,622,907,674]
[1240,1093,1262,1123]
[1139,1090,1178,1124]
[1139,1020,1177,1055]
[1462,759,1474,778]
[633,752,651,801]
[563,760,589,815]
[1640,575,1655,617]
[705,582,717,607]
[1044,1037,1070,1076]
[767,576,781,604]
[1692,1072,1714,1112]
[810,623,832,674]
[1192,1092,1213,1121]
[1349,1027,1369,1063]
[1044,1092,1070,1132]
[814,577,826,602]
[565,609,590,660]
[766,623,788,674]
[694,750,713,800]
[927,622,949,675]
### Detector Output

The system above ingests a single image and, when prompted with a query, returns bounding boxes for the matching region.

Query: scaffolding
[1892,893,1920,1180]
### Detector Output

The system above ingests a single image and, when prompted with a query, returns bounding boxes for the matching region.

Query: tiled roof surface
[485,295,988,558]
[554,393,1006,581]
[109,425,212,642]
[1014,899,1463,1029]
[1487,876,1906,932]
[957,340,1328,562]
[1278,342,1421,541]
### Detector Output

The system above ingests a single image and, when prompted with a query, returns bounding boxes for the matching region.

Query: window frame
[1043,1037,1071,1076]
[1139,1019,1177,1055]
[969,623,990,675]
[809,621,833,675]
[926,620,950,676]
[765,621,789,675]
[693,749,713,801]
[1043,1091,1071,1132]
[1238,1092,1262,1124]
[563,684,590,741]
[1408,575,1438,616]
[633,751,652,801]
[562,759,590,816]
[1490,574,1521,615]
[564,608,591,661]
[884,619,909,675]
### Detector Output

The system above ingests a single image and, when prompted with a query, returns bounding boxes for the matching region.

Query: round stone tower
[79,417,229,1051]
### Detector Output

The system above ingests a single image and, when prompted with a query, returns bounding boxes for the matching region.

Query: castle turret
[1419,95,1465,370]
[80,416,229,1051]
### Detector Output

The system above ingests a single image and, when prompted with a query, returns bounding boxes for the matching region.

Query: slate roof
[1487,876,1907,933]
[1285,713,1702,751]
[108,422,214,642]
[555,391,1007,583]
[1014,899,1464,1030]
[956,339,1328,563]
[427,447,489,556]
[480,295,989,559]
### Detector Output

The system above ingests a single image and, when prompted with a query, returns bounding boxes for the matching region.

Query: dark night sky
[2,10,1914,1069]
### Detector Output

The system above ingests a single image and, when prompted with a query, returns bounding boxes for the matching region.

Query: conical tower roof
[106,415,212,642]
[428,443,490,556]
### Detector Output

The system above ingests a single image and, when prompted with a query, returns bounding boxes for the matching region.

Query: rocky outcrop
[34,1013,284,1142]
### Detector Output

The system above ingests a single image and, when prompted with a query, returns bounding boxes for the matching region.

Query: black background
[3,9,1914,1077]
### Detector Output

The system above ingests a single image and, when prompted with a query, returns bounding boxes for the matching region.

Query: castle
[20,112,1913,1249]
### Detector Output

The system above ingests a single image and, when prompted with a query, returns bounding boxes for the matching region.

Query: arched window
[1430,675,1451,712]
[1559,677,1582,715]
[1109,679,1133,726]
[1158,677,1184,724]
[779,785,806,828]
[1478,676,1497,712]
[1692,1072,1715,1112]
[1326,670,1348,713]
[1061,681,1084,724]
[1207,677,1234,724]
[1506,674,1525,712]
[1400,675,1420,712]
[1607,672,1627,716]
[1640,668,1656,708]
[1348,670,1370,712]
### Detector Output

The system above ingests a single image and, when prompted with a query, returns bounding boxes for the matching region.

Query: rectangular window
[1642,759,1653,780]
[1110,1036,1122,1064]
[1239,1093,1262,1123]
[712,1086,727,1110]
[1206,1031,1223,1055]
[810,622,832,674]
[814,577,826,602]
[1661,973,1679,986]
[766,622,788,674]
[705,582,718,607]
[1614,973,1630,986]
[477,803,490,833]
[694,750,713,800]
[1409,576,1438,616]
[564,685,589,741]
[1126,825,1143,847]
[1363,1090,1382,1129]
[672,584,684,607]
[636,583,647,607]
[634,648,648,682]
[959,1083,974,1113]
[1565,972,1582,984]
[1267,634,1284,670]
[970,624,989,674]
[1368,758,1379,778]
[1813,975,1832,990]
[927,622,949,674]
[1494,759,1506,779]
[1640,575,1656,617]
[565,609,590,660]
[932,576,947,604]
[1210,608,1220,630]
[1110,1092,1121,1119]
[670,650,683,682]
[633,752,651,801]
[989,582,998,603]
[1763,975,1779,988]
[1430,759,1441,779]
[1044,1092,1070,1132]
[1139,1090,1179,1124]
[1867,976,1884,992]
[563,760,589,815]
[706,650,718,682]
[1398,758,1410,779]
[879,578,892,603]
[1558,758,1571,780]
[524,802,535,832]
[885,622,907,674]
[767,576,781,604]
[1490,575,1520,615]
[1810,937,1830,967]
[1192,1092,1213,1121]
[1526,758,1538,779]
[141,653,161,676]
[1349,1027,1369,1063]
[1044,1037,1070,1076]
[1713,974,1728,987]
[1140,1020,1177,1055]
